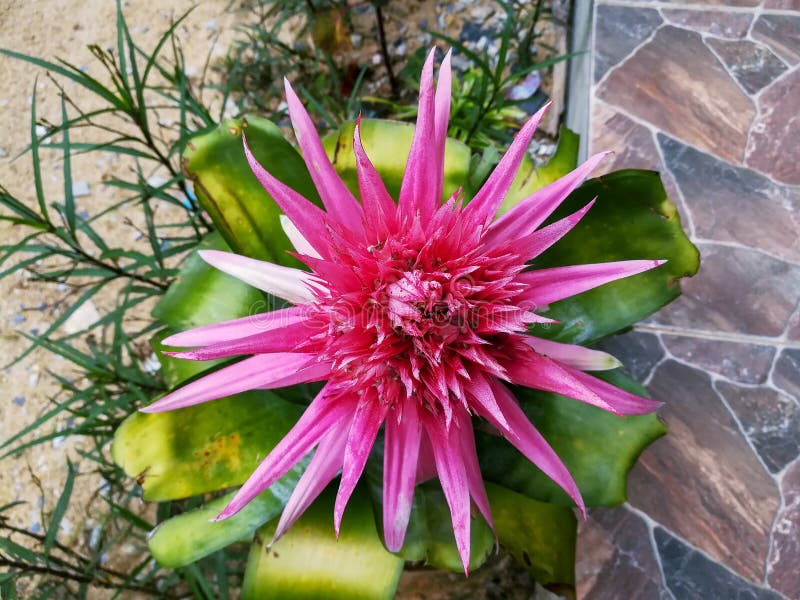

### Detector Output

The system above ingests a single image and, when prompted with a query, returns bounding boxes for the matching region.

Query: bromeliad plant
[112,48,698,596]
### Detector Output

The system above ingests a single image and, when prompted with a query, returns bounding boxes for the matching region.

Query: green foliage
[393,481,495,572]
[477,370,667,507]
[323,119,472,201]
[183,117,319,266]
[242,487,404,600]
[534,170,701,345]
[487,482,576,585]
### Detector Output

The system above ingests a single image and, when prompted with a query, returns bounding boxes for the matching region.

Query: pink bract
[144,48,665,573]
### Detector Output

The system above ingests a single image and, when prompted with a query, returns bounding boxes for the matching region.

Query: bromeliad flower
[142,48,665,572]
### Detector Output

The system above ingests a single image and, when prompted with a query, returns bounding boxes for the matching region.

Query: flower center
[386,270,459,338]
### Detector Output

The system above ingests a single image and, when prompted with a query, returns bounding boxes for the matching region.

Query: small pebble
[13,396,25,406]
[30,522,41,533]
[13,314,25,324]
[35,125,47,137]
[371,53,382,65]
[395,41,407,56]
[350,33,363,49]
[71,181,90,197]
[0,147,8,158]
[205,20,217,30]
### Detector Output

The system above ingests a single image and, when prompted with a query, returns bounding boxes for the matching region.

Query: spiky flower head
[143,48,664,572]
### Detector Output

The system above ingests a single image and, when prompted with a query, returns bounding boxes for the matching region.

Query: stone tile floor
[576,1,800,599]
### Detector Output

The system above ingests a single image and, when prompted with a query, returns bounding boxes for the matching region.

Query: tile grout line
[596,0,798,17]
[635,323,800,349]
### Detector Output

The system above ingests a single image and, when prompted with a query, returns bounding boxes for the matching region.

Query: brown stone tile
[767,460,800,597]
[659,135,800,262]
[707,38,789,94]
[628,360,779,582]
[593,5,662,83]
[746,68,800,186]
[753,15,800,65]
[661,9,752,39]
[598,26,755,164]
[660,0,759,6]
[590,101,683,213]
[773,348,800,401]
[576,507,670,600]
[764,0,800,8]
[662,335,775,384]
[651,243,800,337]
[716,381,800,473]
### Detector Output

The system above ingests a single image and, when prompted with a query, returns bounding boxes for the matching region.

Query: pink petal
[464,102,550,228]
[465,373,510,432]
[398,48,437,222]
[161,306,307,347]
[483,380,585,517]
[433,48,453,202]
[484,152,609,245]
[518,259,667,307]
[284,79,364,233]
[279,215,321,258]
[334,395,389,535]
[416,434,437,484]
[523,336,622,371]
[454,409,495,533]
[422,411,472,575]
[140,353,325,413]
[215,387,358,520]
[244,133,332,257]
[166,320,317,361]
[273,415,351,541]
[198,249,321,304]
[562,366,663,415]
[510,200,595,261]
[383,396,422,552]
[354,118,397,236]
[505,348,618,414]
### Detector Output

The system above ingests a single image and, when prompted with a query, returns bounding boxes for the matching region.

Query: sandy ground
[0,0,238,591]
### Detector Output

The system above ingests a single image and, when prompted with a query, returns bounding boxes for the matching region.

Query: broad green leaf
[497,125,580,216]
[242,487,403,600]
[152,232,266,331]
[477,369,666,507]
[148,480,301,568]
[183,115,319,265]
[393,481,494,573]
[534,169,699,344]
[150,329,220,388]
[323,119,472,201]
[487,482,576,586]
[112,391,303,501]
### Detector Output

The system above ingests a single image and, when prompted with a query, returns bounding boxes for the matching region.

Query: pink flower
[143,49,664,573]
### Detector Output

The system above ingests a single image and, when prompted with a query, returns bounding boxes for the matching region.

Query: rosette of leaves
[112,115,698,598]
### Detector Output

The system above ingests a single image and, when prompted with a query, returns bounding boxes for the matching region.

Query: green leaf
[44,460,77,555]
[183,116,319,265]
[477,369,666,507]
[148,482,300,568]
[111,390,303,501]
[323,119,472,201]
[497,125,580,216]
[152,232,265,331]
[487,482,576,586]
[534,169,700,344]
[393,481,494,573]
[242,487,403,600]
